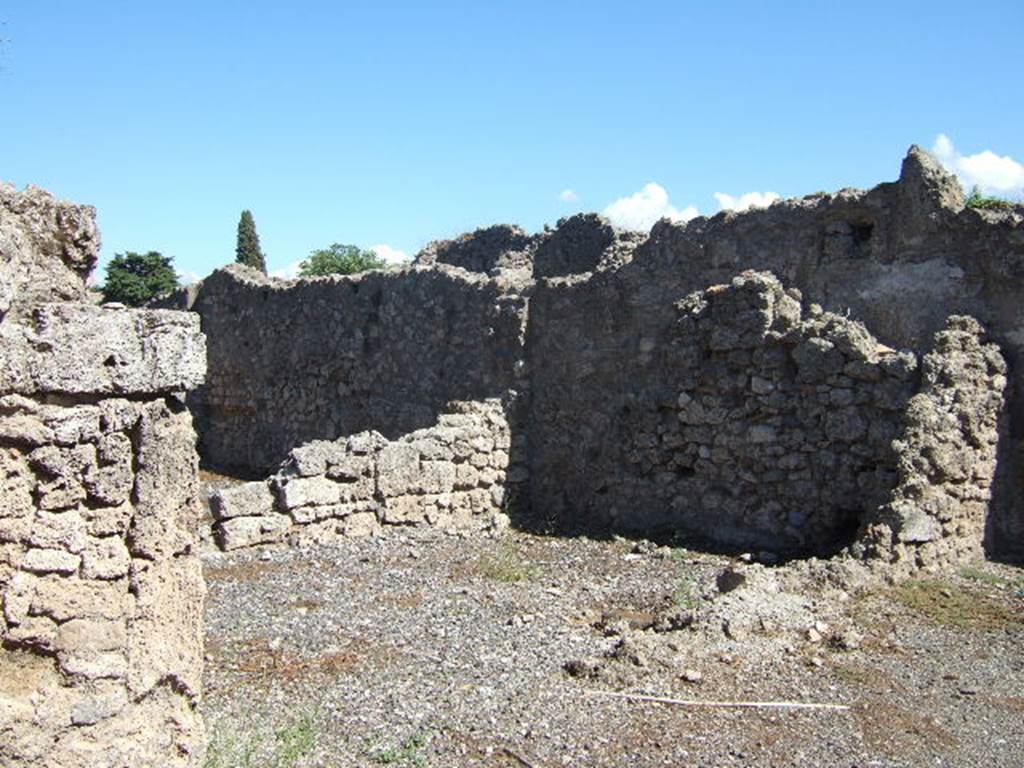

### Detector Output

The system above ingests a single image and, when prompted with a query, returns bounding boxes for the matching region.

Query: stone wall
[528,271,922,556]
[186,146,1023,561]
[414,213,643,278]
[859,316,1007,572]
[189,264,530,475]
[211,400,519,550]
[0,182,99,318]
[0,185,208,767]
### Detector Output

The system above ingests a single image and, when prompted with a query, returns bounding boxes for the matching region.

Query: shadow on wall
[186,264,531,478]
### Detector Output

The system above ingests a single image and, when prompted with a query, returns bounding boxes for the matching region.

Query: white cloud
[558,188,579,203]
[369,243,410,264]
[176,269,201,286]
[269,261,302,280]
[932,133,1024,197]
[602,183,699,231]
[714,191,780,212]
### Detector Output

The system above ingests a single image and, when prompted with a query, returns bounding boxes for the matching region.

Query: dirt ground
[199,516,1024,768]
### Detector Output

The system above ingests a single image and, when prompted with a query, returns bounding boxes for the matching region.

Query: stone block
[340,511,380,537]
[0,304,205,395]
[275,476,341,510]
[326,453,374,482]
[28,576,130,623]
[215,514,292,551]
[415,461,456,494]
[210,481,276,521]
[380,495,426,524]
[377,442,420,496]
[22,547,80,575]
[80,537,131,580]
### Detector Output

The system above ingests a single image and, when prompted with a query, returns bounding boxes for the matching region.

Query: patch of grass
[270,714,318,768]
[372,729,432,766]
[672,571,700,610]
[966,186,1014,211]
[830,661,902,694]
[204,713,318,768]
[854,700,958,756]
[670,548,701,610]
[890,579,1023,631]
[960,566,1009,586]
[478,541,536,583]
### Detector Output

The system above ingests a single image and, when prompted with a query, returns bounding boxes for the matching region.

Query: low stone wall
[1,185,207,768]
[211,400,521,550]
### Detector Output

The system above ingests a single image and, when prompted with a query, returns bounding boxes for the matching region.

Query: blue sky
[2,1,1022,281]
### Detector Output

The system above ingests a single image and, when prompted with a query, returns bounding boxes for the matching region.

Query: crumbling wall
[0,182,100,317]
[0,185,207,768]
[628,148,1024,556]
[532,213,644,277]
[414,214,643,278]
[528,271,920,555]
[860,316,1007,572]
[187,146,1023,560]
[189,264,530,475]
[416,224,535,274]
[210,400,520,550]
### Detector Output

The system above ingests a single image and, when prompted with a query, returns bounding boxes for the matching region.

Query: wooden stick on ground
[586,689,851,711]
[500,746,540,768]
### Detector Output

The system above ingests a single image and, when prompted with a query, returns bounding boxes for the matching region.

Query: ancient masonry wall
[529,272,921,555]
[184,146,1022,561]
[188,263,530,475]
[1,187,208,768]
[211,400,522,550]
[860,316,1007,573]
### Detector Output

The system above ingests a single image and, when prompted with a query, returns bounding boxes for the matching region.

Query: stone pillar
[0,184,207,767]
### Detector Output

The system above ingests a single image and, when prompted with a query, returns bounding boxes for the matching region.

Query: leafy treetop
[101,251,180,306]
[298,243,386,277]
[235,210,267,273]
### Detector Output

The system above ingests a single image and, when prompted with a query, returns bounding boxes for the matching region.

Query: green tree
[101,251,180,306]
[298,243,386,277]
[235,210,267,273]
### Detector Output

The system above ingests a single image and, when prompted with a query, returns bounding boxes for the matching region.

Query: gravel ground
[200,522,1024,768]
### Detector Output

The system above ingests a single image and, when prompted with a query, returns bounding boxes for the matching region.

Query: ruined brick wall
[189,264,530,475]
[210,400,522,550]
[0,182,100,317]
[0,186,208,768]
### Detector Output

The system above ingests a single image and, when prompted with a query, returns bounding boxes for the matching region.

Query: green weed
[204,712,318,768]
[372,729,432,766]
[890,579,1023,631]
[966,186,1014,211]
[478,541,536,583]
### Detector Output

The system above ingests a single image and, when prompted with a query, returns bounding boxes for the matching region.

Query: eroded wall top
[0,183,100,318]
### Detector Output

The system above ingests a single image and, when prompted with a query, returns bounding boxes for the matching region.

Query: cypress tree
[235,210,267,273]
